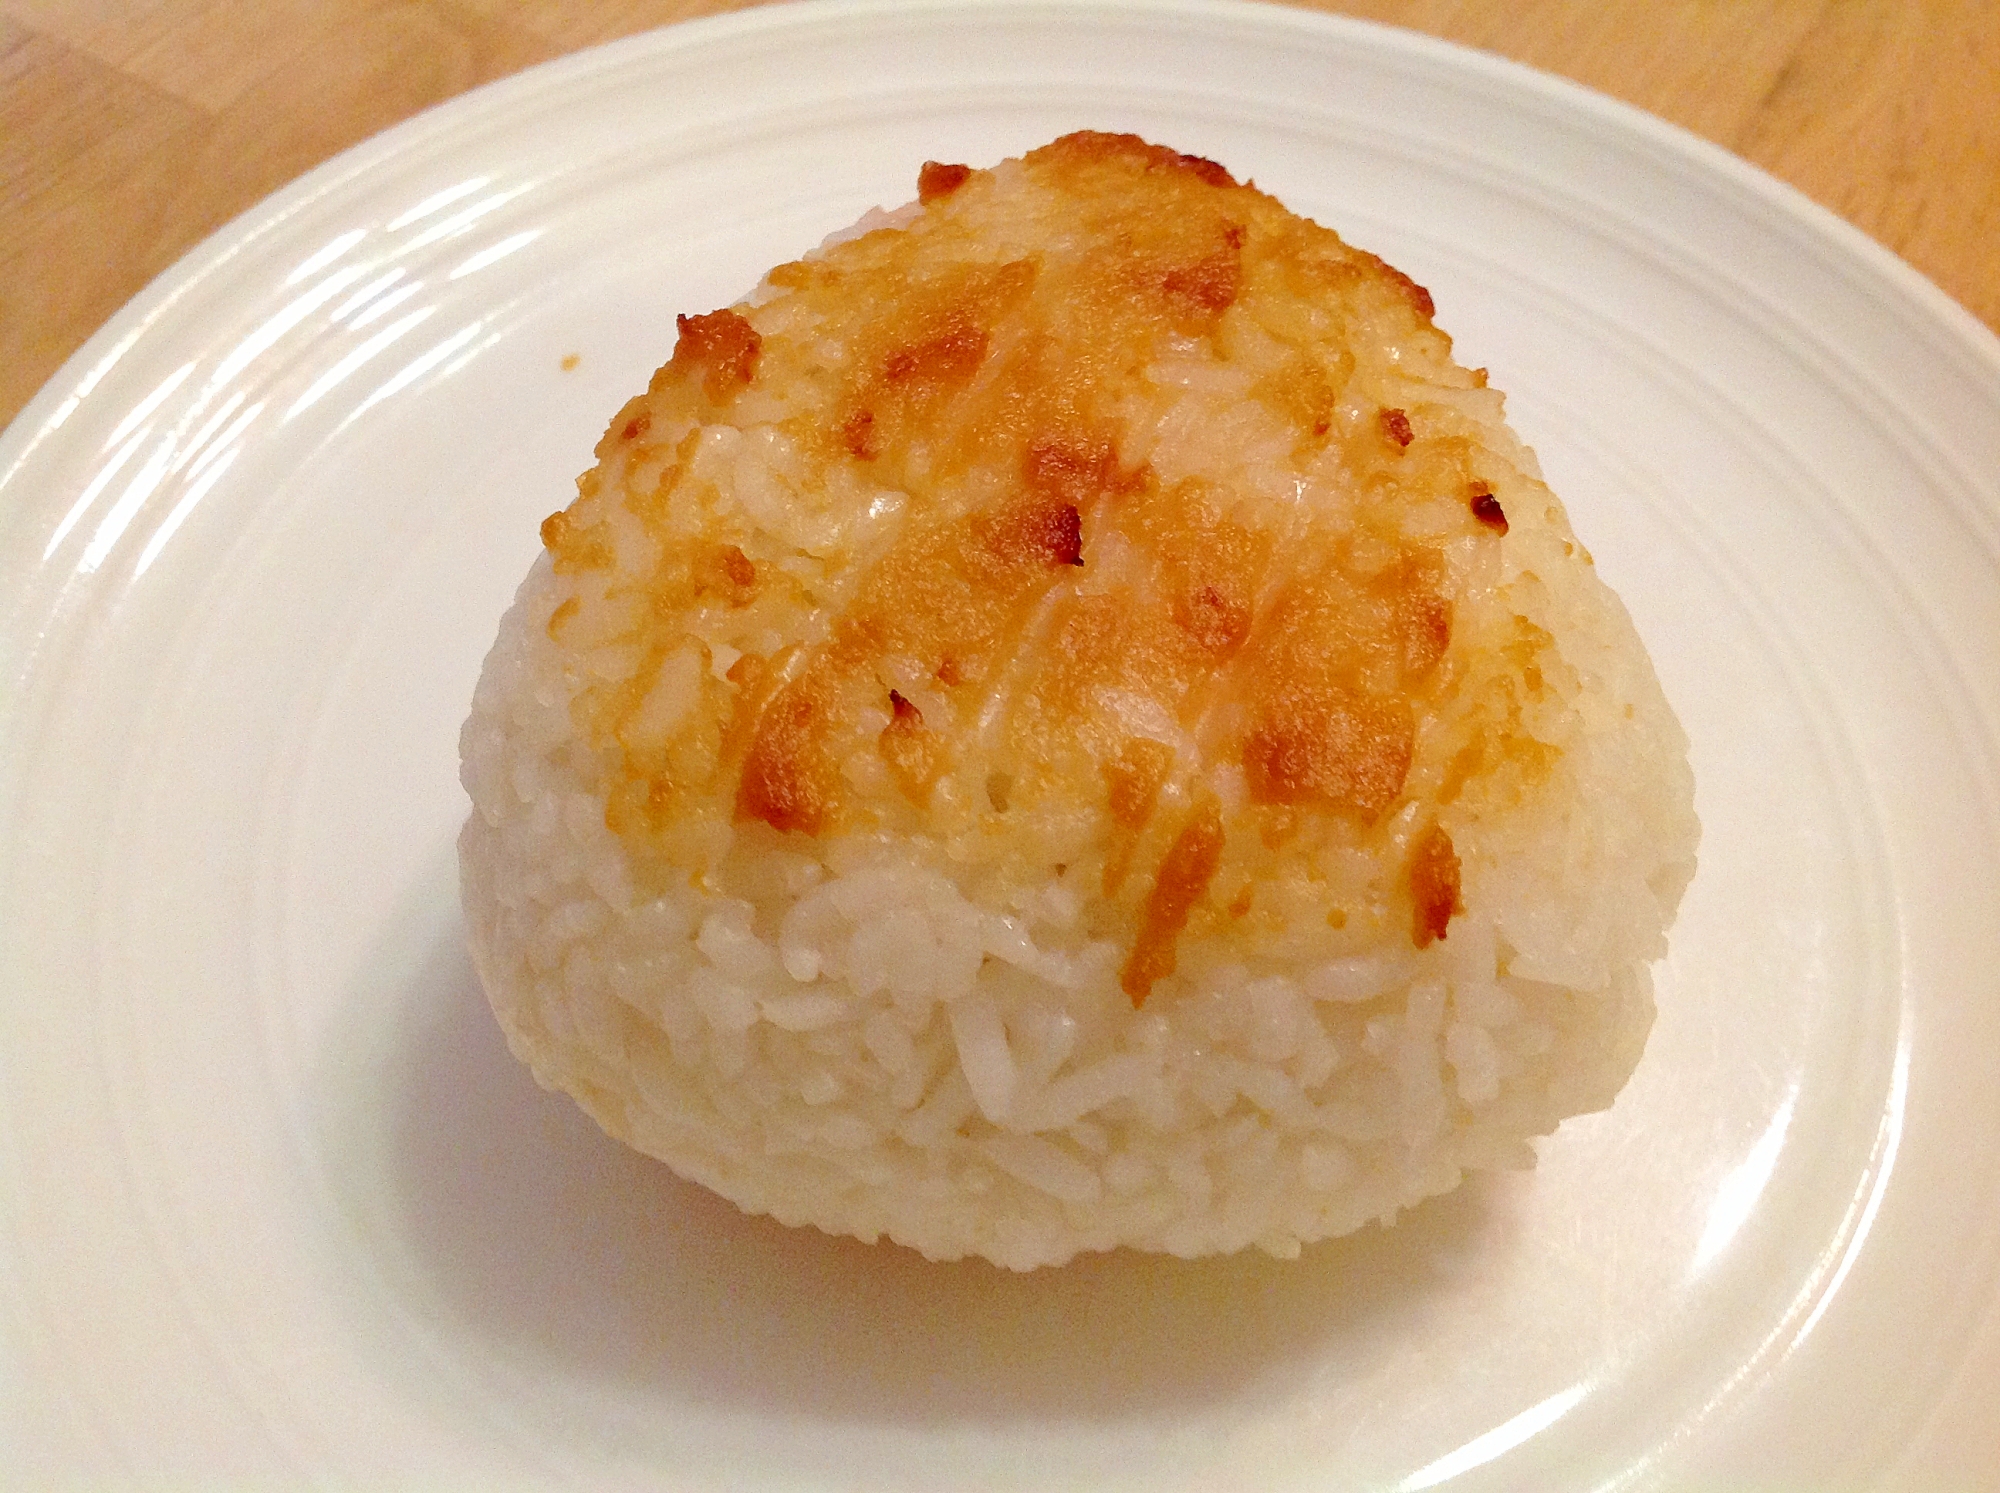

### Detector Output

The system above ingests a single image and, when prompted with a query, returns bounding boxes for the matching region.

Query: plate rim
[2,1,1998,1486]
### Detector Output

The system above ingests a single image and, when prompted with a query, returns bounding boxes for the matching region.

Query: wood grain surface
[3,0,1996,432]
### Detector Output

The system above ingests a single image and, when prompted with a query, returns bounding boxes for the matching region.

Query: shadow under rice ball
[458,132,1698,1270]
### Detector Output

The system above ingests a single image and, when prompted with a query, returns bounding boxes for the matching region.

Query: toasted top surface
[536,132,1582,997]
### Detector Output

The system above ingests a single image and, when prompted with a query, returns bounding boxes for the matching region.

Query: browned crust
[1243,684,1414,819]
[1101,737,1175,896]
[1408,823,1464,947]
[1120,797,1226,1004]
[670,309,762,402]
[1470,480,1509,534]
[1353,249,1436,319]
[543,130,1552,986]
[1026,130,1238,189]
[918,160,973,202]
[736,675,835,836]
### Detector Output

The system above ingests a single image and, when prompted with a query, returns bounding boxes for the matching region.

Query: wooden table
[3,0,1996,433]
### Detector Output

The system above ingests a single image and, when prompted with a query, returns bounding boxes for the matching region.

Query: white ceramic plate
[4,1,1998,1487]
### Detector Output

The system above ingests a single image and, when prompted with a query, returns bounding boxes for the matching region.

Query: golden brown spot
[624,461,682,527]
[1506,618,1553,684]
[842,407,879,460]
[620,410,651,442]
[918,160,973,202]
[935,655,963,686]
[879,689,942,803]
[980,496,1084,568]
[1024,434,1140,509]
[762,260,814,292]
[736,676,835,836]
[1261,356,1340,441]
[1358,251,1436,320]
[1178,154,1236,189]
[1160,224,1244,323]
[1029,131,1238,189]
[1051,505,1086,566]
[671,309,762,402]
[1438,736,1485,805]
[830,483,1086,708]
[560,353,580,371]
[717,652,773,770]
[1470,481,1508,534]
[1381,554,1452,676]
[1380,406,1414,449]
[1227,886,1254,919]
[1120,797,1225,1005]
[1409,823,1464,947]
[1147,491,1268,664]
[1031,594,1162,761]
[1105,737,1174,831]
[883,315,989,386]
[546,595,579,639]
[1174,580,1252,656]
[833,261,1032,469]
[1242,685,1413,820]
[604,769,676,840]
[571,666,645,745]
[696,544,758,607]
[539,508,610,574]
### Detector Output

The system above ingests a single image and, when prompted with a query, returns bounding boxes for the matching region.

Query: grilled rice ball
[459,132,1698,1269]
